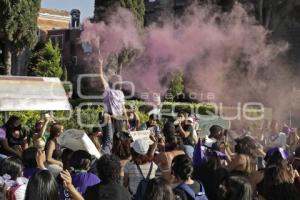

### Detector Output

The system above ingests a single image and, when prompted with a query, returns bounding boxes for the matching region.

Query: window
[72,56,78,66]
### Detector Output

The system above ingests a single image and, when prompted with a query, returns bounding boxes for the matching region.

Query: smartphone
[257,157,265,170]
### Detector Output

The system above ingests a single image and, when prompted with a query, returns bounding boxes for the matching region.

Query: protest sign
[130,130,153,144]
[57,129,101,159]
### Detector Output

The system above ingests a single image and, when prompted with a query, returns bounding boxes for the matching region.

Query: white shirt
[124,161,158,194]
[267,132,287,149]
[103,88,125,117]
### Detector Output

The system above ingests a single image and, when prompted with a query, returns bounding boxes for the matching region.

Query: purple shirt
[23,167,38,179]
[59,172,100,200]
[0,127,7,140]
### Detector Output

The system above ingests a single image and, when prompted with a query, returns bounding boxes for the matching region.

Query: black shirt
[84,182,131,200]
[193,165,228,200]
[176,123,194,146]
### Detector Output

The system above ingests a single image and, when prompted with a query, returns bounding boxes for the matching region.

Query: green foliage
[160,102,215,115]
[94,0,145,26]
[0,0,41,49]
[0,0,41,75]
[7,111,41,129]
[118,48,139,70]
[167,71,185,101]
[0,101,216,132]
[29,40,63,78]
[136,111,149,124]
[120,0,145,26]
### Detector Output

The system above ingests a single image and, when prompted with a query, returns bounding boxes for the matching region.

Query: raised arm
[33,118,50,141]
[98,58,109,90]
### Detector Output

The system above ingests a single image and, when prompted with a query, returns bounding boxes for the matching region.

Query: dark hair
[0,157,23,180]
[209,125,223,139]
[34,120,45,134]
[219,175,253,200]
[206,153,223,170]
[234,136,257,159]
[177,112,185,117]
[96,154,121,184]
[258,159,295,198]
[143,177,174,200]
[171,154,193,181]
[267,159,294,184]
[22,147,38,168]
[61,148,74,170]
[165,136,184,152]
[92,127,102,133]
[69,150,92,170]
[49,123,63,139]
[4,116,21,130]
[25,170,59,200]
[149,114,159,121]
[131,149,152,165]
[267,182,300,200]
[0,184,6,200]
[112,133,131,160]
[163,121,176,141]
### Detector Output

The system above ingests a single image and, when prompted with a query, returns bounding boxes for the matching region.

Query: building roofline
[40,8,70,16]
[39,13,71,21]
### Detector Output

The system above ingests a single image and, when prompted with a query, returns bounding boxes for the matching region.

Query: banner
[57,129,101,159]
[130,130,153,143]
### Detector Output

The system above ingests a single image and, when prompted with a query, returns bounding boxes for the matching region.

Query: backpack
[133,162,153,200]
[177,182,208,200]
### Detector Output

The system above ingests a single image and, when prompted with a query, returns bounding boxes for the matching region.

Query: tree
[0,0,41,75]
[94,0,145,26]
[167,71,185,101]
[29,40,63,78]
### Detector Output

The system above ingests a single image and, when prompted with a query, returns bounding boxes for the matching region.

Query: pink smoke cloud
[80,4,293,119]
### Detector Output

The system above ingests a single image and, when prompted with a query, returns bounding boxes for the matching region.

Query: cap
[131,139,150,155]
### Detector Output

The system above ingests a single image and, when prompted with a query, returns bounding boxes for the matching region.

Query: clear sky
[41,0,94,20]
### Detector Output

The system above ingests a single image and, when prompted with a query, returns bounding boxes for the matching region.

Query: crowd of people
[0,59,300,200]
[1,111,300,200]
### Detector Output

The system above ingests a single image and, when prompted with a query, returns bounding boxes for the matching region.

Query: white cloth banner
[130,130,153,144]
[57,129,101,159]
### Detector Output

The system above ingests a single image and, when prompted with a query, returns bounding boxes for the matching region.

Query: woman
[0,116,26,157]
[266,120,286,149]
[124,139,158,195]
[31,117,53,149]
[45,123,64,177]
[257,155,300,200]
[218,175,253,200]
[84,154,131,200]
[143,177,174,200]
[112,131,132,184]
[59,150,100,199]
[172,154,208,200]
[25,170,84,200]
[88,127,102,152]
[25,170,59,200]
[0,157,28,200]
[193,151,228,200]
[156,136,185,181]
[22,147,39,178]
[228,136,264,191]
[287,128,300,154]
[127,105,140,131]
